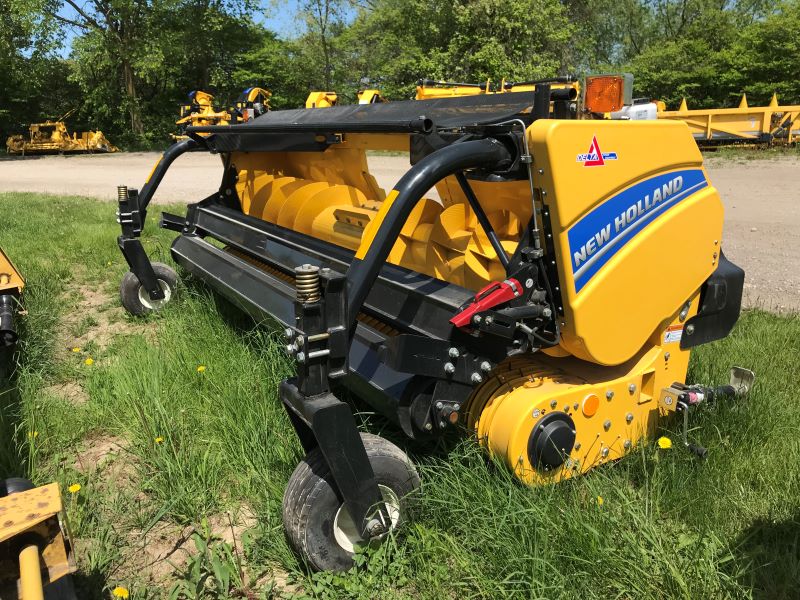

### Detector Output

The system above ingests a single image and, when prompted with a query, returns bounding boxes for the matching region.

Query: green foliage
[4,0,800,144]
[168,521,245,599]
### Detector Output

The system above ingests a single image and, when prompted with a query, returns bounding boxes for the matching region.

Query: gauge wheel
[282,433,420,572]
[119,262,177,316]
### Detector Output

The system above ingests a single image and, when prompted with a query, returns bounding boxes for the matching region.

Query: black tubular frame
[344,138,513,334]
[137,138,199,215]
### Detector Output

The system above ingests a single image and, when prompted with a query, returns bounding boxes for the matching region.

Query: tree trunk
[122,58,144,135]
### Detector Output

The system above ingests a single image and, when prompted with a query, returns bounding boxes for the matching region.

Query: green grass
[0,191,798,599]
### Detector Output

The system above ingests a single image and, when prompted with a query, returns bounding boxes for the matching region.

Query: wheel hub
[332,484,401,553]
[138,279,172,310]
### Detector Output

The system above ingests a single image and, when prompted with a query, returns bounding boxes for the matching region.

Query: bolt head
[601,447,609,458]
[480,361,491,372]
[525,278,535,289]
[366,519,384,537]
[626,412,634,423]
[284,327,295,340]
[296,352,306,364]
[574,442,581,451]
[623,440,632,450]
[472,315,483,325]
[686,324,695,335]
[435,401,443,410]
[606,390,614,400]
[424,422,432,431]
[444,362,455,374]
[665,352,671,361]
[603,419,611,431]
[550,399,557,408]
[628,383,636,394]
[448,347,460,358]
[471,372,483,384]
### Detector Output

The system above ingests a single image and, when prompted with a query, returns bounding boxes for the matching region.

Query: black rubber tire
[0,477,34,497]
[119,262,177,316]
[282,433,420,572]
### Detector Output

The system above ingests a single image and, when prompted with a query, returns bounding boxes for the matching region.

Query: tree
[48,0,158,135]
[300,0,349,90]
[0,0,78,140]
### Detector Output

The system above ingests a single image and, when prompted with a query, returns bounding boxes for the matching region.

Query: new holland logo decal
[577,136,618,167]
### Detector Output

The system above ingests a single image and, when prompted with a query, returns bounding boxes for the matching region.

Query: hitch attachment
[660,367,755,458]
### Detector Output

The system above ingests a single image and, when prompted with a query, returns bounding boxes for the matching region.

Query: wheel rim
[332,484,401,554]
[138,280,172,311]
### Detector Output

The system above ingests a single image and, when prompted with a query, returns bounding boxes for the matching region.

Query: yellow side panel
[0,483,61,543]
[0,248,24,294]
[530,120,723,365]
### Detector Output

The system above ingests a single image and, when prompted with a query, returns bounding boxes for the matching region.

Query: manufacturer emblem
[577,136,618,167]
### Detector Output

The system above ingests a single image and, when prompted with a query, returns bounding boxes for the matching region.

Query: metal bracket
[281,264,387,539]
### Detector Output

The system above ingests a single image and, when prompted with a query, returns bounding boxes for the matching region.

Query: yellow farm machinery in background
[5,111,117,156]
[305,91,338,108]
[416,75,799,147]
[174,87,272,140]
[115,73,752,572]
[657,93,800,146]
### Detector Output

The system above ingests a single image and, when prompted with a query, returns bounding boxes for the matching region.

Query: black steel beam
[190,203,472,340]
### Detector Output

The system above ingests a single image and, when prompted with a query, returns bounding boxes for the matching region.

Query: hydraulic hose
[346,138,513,333]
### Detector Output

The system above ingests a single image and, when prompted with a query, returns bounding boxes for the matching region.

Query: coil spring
[295,264,321,303]
[117,185,128,203]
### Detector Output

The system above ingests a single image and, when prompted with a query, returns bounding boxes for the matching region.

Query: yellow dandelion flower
[27,431,39,439]
[67,483,81,494]
[154,436,164,444]
[657,436,673,450]
[196,365,206,373]
[71,347,81,353]
[111,586,129,599]
[84,357,94,366]
[597,495,604,506]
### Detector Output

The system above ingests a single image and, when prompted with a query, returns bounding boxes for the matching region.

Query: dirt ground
[0,151,797,311]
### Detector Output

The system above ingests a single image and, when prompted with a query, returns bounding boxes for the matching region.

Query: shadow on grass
[71,567,110,600]
[731,512,800,600]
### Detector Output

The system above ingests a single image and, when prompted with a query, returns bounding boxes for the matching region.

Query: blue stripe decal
[568,169,708,293]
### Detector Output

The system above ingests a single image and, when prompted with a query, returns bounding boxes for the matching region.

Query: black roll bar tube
[345,138,513,336]
[136,137,199,216]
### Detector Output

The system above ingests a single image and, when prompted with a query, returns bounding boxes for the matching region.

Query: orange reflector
[584,75,626,113]
[448,411,459,425]
[582,393,600,417]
